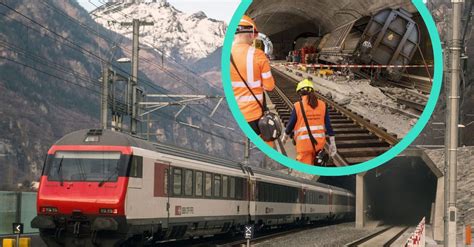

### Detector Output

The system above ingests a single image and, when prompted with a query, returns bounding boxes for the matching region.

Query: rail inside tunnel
[364,156,438,225]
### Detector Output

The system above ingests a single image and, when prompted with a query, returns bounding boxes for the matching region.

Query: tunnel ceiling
[247,0,418,38]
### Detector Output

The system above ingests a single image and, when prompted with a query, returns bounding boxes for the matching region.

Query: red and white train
[31,129,354,246]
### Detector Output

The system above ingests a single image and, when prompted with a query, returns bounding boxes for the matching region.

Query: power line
[94,0,222,92]
[0,55,241,145]
[0,3,233,132]
[0,40,102,87]
[0,55,103,94]
[0,1,244,145]
[51,0,236,124]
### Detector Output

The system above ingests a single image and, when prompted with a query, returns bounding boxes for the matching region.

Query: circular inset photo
[221,0,442,175]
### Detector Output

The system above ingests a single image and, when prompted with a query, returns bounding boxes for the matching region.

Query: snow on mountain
[91,0,226,63]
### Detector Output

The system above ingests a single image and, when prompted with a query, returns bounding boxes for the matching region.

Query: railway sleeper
[333,133,379,140]
[330,119,354,124]
[330,123,361,128]
[337,147,389,157]
[335,139,390,148]
[344,156,378,164]
[332,128,368,134]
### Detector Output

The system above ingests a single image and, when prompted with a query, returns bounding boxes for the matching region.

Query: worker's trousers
[296,150,316,165]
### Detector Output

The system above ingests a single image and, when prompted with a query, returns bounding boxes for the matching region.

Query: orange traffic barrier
[466,224,472,245]
[2,239,16,247]
[2,237,31,247]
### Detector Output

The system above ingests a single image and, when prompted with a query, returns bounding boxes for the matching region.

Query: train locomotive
[32,129,354,246]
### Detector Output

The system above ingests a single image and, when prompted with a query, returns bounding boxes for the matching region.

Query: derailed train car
[31,129,354,246]
[318,8,420,73]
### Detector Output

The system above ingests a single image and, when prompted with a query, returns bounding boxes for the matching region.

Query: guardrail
[405,217,426,247]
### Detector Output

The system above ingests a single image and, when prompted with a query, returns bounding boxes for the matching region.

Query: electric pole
[121,19,154,134]
[444,0,462,246]
[101,64,109,129]
[244,138,250,166]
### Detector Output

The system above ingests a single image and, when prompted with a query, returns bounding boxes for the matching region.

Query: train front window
[46,151,124,182]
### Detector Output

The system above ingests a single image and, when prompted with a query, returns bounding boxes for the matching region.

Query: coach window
[229,177,236,199]
[235,178,243,199]
[173,168,182,196]
[319,193,325,204]
[214,175,221,197]
[195,171,203,197]
[184,169,193,196]
[205,173,212,197]
[222,176,228,198]
[267,183,272,202]
[130,156,143,178]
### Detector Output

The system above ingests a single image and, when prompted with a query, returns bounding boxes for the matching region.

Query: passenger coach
[32,129,354,246]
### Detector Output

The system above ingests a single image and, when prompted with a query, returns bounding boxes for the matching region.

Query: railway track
[281,62,431,113]
[380,87,428,112]
[160,221,349,247]
[217,227,308,247]
[269,68,399,166]
[345,225,409,247]
[392,73,432,94]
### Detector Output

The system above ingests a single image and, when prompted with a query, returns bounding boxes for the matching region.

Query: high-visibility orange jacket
[231,43,275,122]
[293,97,327,153]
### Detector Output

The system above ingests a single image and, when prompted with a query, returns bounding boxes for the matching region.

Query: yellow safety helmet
[236,15,258,34]
[296,79,314,92]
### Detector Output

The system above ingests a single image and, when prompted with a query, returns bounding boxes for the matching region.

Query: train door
[153,162,171,229]
[248,175,256,224]
[301,187,306,220]
[128,155,144,189]
[124,155,145,219]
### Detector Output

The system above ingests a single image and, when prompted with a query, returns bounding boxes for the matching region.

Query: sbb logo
[175,206,182,216]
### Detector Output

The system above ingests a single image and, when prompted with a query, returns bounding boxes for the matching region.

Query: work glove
[281,132,289,144]
[329,136,337,157]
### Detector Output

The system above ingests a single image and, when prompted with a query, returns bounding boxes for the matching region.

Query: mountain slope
[91,0,226,64]
[0,0,243,189]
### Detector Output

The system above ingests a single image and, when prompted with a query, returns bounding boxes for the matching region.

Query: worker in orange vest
[230,15,275,140]
[282,79,337,165]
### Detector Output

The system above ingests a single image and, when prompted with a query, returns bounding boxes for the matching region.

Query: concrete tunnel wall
[246,0,418,59]
[355,149,445,241]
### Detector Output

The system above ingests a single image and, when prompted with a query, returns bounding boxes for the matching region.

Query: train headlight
[40,207,58,214]
[99,208,118,214]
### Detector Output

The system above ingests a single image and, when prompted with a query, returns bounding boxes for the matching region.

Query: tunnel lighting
[117,57,131,63]
[431,122,470,128]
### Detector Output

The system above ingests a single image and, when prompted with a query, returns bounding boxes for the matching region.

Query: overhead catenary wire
[41,0,223,101]
[0,54,243,145]
[39,0,228,110]
[80,0,238,122]
[0,40,103,87]
[0,9,240,145]
[94,0,222,91]
[0,2,239,136]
